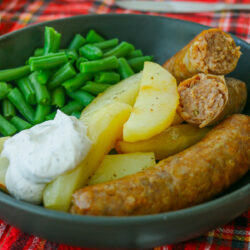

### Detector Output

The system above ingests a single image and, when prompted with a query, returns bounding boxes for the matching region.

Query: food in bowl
[0,27,248,217]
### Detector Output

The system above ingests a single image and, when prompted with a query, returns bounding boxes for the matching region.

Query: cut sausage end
[190,29,241,75]
[177,74,228,127]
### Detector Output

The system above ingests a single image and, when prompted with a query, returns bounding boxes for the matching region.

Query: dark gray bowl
[0,14,249,249]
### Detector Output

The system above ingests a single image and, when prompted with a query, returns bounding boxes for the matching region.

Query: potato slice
[0,157,9,192]
[117,124,211,160]
[0,136,9,153]
[123,62,179,142]
[0,137,10,191]
[43,102,131,211]
[88,152,155,185]
[81,72,142,119]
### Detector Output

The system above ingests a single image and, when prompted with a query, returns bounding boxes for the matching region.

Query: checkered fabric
[0,0,249,249]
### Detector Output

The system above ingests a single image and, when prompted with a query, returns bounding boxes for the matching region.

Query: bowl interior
[0,14,249,248]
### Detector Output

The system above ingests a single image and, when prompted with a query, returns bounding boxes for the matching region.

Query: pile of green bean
[0,27,153,136]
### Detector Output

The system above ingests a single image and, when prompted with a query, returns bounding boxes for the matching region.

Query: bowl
[0,14,249,249]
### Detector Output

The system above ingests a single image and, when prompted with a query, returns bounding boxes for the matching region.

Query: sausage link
[177,74,247,127]
[71,114,250,216]
[163,28,241,82]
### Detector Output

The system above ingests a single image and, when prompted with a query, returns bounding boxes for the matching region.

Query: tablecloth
[0,0,249,249]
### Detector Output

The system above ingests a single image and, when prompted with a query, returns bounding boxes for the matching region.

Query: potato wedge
[0,157,9,192]
[123,62,179,142]
[43,102,131,211]
[81,72,141,119]
[88,152,155,185]
[117,124,211,160]
[0,137,10,192]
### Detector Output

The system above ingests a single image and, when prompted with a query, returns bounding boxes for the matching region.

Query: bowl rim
[0,13,249,225]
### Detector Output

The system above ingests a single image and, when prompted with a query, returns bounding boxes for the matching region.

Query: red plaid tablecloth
[0,0,249,249]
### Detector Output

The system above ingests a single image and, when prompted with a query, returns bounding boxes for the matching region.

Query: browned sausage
[71,114,250,216]
[163,28,241,82]
[177,74,247,128]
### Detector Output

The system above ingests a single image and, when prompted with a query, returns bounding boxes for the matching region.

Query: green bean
[117,57,134,79]
[76,57,88,71]
[2,98,16,119]
[44,27,62,54]
[0,82,11,99]
[66,49,78,64]
[127,49,143,59]
[52,32,61,53]
[47,62,76,90]
[34,48,44,57]
[37,70,51,85]
[80,56,119,74]
[45,112,56,121]
[7,88,35,124]
[52,87,65,108]
[81,81,111,95]
[86,29,105,43]
[79,44,103,60]
[10,116,32,131]
[29,52,67,71]
[68,34,86,50]
[60,101,83,114]
[62,72,92,92]
[2,99,16,119]
[128,56,153,72]
[67,90,95,107]
[71,111,81,119]
[94,71,120,84]
[46,101,84,120]
[0,114,17,136]
[0,65,30,81]
[17,77,36,105]
[29,72,51,105]
[34,104,51,124]
[103,42,134,58]
[93,38,119,49]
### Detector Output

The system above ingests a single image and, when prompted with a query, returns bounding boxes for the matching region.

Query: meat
[163,28,241,82]
[177,74,247,127]
[70,114,250,216]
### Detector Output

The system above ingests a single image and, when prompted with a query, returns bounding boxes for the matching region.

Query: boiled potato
[117,124,211,160]
[81,72,142,119]
[88,152,155,185]
[0,157,9,192]
[0,136,9,152]
[43,102,131,211]
[123,62,179,142]
[0,137,10,191]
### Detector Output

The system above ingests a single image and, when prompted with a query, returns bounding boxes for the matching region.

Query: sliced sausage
[163,28,241,82]
[177,74,247,127]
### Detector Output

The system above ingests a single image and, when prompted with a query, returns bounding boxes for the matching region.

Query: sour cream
[2,110,92,204]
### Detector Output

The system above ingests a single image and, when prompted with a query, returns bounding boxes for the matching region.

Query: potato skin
[116,124,210,160]
[71,114,250,216]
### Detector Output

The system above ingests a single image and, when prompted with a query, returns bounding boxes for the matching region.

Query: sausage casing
[163,28,241,82]
[71,114,250,216]
[177,74,247,127]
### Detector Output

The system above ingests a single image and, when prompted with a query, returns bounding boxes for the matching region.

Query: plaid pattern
[0,0,249,249]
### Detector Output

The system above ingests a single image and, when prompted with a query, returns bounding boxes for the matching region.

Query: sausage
[163,28,241,82]
[70,114,250,216]
[177,74,247,127]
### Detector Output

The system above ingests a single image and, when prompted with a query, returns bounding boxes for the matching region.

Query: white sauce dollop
[2,110,92,204]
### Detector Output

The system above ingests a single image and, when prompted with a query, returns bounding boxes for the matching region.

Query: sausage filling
[178,75,227,127]
[190,31,241,74]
